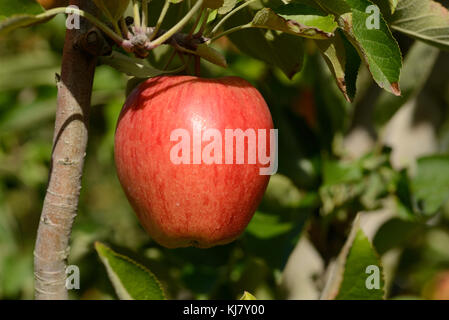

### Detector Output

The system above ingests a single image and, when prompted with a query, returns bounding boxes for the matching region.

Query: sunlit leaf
[321,215,385,300]
[95,242,165,300]
[251,4,337,39]
[316,0,402,95]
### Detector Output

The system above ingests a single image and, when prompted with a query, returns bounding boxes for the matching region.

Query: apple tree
[1,0,449,300]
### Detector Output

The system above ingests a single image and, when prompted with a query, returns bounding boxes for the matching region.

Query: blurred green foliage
[1,10,449,300]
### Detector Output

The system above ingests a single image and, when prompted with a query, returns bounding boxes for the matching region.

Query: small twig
[119,17,129,38]
[133,0,141,28]
[150,0,204,48]
[142,0,149,27]
[150,0,170,40]
[208,23,252,43]
[40,7,125,45]
[209,0,257,37]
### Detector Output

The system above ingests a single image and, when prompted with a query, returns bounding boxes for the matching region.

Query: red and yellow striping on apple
[114,76,275,248]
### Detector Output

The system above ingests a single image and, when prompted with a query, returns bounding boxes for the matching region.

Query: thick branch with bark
[34,0,100,300]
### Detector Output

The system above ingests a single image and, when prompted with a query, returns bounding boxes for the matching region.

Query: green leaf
[0,3,62,36]
[315,31,360,101]
[263,174,305,208]
[193,44,228,67]
[373,218,421,255]
[389,0,449,51]
[95,242,165,300]
[240,291,257,300]
[218,0,237,14]
[251,4,337,39]
[411,155,449,215]
[317,0,402,95]
[321,215,385,300]
[246,211,294,239]
[322,159,363,186]
[224,8,305,78]
[207,9,218,23]
[388,0,398,13]
[373,0,399,14]
[0,0,44,21]
[93,0,130,22]
[0,14,46,36]
[100,51,184,77]
[335,229,385,299]
[374,41,439,127]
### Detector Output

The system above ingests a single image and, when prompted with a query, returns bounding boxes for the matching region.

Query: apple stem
[34,0,98,300]
[39,7,125,45]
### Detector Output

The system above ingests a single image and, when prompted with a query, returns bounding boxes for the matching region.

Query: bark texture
[34,0,98,300]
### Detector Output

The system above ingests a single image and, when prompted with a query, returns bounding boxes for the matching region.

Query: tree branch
[34,0,99,300]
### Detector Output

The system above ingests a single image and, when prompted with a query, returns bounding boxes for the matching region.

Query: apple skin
[37,0,69,10]
[114,76,274,248]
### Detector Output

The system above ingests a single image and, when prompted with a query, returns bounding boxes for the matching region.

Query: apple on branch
[114,76,276,248]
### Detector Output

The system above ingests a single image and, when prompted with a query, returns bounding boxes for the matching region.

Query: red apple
[114,76,275,248]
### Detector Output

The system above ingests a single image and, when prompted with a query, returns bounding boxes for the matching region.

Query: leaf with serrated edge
[335,229,384,299]
[251,6,336,39]
[95,242,165,300]
[316,0,402,95]
[390,0,449,51]
[320,214,385,300]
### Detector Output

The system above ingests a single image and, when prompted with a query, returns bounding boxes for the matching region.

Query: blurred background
[1,7,449,300]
